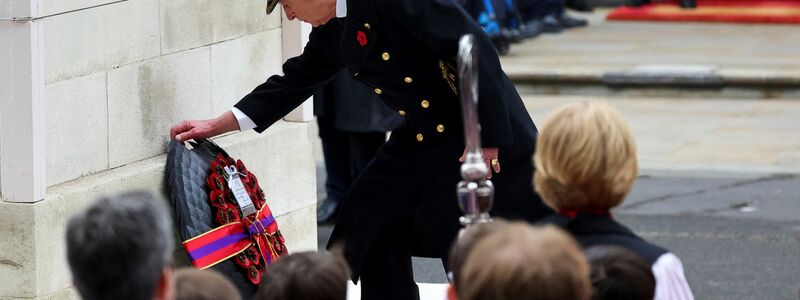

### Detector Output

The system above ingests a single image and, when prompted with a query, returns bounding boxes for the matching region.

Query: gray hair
[66,191,174,300]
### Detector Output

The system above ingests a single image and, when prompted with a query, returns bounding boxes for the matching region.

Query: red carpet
[607,0,800,24]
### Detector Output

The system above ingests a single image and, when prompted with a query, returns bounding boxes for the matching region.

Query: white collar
[336,0,347,18]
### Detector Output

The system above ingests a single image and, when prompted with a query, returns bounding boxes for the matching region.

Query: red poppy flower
[357,31,367,46]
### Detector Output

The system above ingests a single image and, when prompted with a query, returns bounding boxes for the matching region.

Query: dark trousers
[318,114,387,204]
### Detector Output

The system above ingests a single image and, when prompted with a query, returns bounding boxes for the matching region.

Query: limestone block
[275,204,318,252]
[209,0,282,44]
[45,72,108,186]
[159,0,213,55]
[210,29,283,114]
[107,47,213,168]
[0,202,36,298]
[43,0,160,84]
[41,0,117,16]
[215,123,317,218]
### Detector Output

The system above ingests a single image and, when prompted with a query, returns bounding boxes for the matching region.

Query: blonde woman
[535,101,694,300]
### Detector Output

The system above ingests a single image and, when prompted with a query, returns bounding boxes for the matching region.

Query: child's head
[534,101,638,211]
[174,268,241,300]
[256,251,350,300]
[448,220,510,290]
[585,246,655,300]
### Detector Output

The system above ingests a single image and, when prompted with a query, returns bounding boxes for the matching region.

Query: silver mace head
[456,34,494,227]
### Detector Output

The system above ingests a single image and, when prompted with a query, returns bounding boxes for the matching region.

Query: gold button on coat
[416,133,424,142]
[404,77,413,83]
[374,88,382,95]
[364,23,371,30]
[382,52,390,61]
[421,100,430,108]
[436,124,445,133]
[399,110,406,116]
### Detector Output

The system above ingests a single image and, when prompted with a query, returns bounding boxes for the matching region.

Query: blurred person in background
[457,223,591,300]
[66,191,175,300]
[585,246,656,300]
[174,268,241,300]
[535,101,694,300]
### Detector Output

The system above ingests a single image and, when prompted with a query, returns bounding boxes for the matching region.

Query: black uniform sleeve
[379,0,513,148]
[234,23,345,133]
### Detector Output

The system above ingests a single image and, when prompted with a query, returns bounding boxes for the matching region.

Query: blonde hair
[534,101,637,210]
[458,223,591,300]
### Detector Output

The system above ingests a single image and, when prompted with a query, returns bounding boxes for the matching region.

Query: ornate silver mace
[456,34,494,227]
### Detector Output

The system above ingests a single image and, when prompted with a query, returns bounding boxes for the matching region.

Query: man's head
[268,0,337,27]
[458,223,592,300]
[534,100,638,211]
[66,191,175,300]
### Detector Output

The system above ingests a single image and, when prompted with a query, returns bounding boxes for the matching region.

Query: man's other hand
[458,147,501,179]
[170,111,240,142]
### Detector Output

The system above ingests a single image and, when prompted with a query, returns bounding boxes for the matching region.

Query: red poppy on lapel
[357,31,368,46]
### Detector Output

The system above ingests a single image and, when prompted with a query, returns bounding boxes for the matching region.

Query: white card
[224,166,257,216]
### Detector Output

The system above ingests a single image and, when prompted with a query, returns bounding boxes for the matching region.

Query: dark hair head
[174,268,241,300]
[585,246,655,300]
[256,251,350,300]
[66,191,174,300]
[448,220,509,288]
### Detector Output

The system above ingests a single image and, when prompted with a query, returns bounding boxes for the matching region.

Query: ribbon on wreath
[183,205,281,270]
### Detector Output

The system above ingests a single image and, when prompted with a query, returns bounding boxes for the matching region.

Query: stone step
[506,64,800,99]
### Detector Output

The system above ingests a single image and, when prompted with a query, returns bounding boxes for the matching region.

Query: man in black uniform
[170,0,552,298]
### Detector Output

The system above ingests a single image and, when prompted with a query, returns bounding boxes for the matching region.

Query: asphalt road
[317,171,800,300]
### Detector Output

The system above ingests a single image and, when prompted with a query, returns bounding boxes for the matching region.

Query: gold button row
[415,124,446,142]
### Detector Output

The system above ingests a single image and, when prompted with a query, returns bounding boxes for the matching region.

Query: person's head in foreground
[534,100,638,212]
[256,251,350,300]
[446,220,510,299]
[585,246,655,300]
[457,223,591,300]
[174,268,241,300]
[66,191,175,300]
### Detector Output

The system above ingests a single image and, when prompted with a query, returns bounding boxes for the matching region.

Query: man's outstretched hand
[170,111,240,142]
[459,147,500,179]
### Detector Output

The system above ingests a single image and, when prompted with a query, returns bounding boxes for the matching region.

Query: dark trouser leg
[359,224,420,300]
[347,132,387,180]
[318,114,352,205]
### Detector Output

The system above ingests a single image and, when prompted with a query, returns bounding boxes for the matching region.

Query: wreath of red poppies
[206,154,288,286]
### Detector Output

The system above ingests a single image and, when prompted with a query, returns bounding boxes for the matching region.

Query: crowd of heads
[65,100,674,300]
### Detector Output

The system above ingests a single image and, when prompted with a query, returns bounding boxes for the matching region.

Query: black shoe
[508,28,524,44]
[521,20,543,39]
[541,16,563,33]
[558,15,589,28]
[316,199,340,224]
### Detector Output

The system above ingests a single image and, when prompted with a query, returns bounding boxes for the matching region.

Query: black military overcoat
[234,0,552,280]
